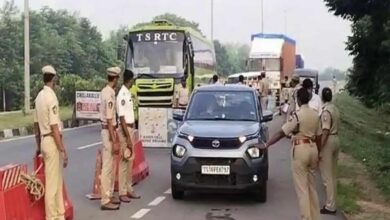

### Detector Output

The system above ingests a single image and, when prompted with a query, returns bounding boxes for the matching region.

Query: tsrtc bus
[120,20,217,124]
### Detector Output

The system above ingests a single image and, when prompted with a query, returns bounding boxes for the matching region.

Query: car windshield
[186,91,258,121]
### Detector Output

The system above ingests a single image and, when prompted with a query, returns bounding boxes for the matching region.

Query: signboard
[75,91,101,120]
[131,31,185,42]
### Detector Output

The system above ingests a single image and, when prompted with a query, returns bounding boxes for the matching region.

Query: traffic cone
[85,149,102,200]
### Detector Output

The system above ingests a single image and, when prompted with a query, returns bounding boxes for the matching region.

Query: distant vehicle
[294,68,319,94]
[295,54,305,69]
[227,72,260,85]
[247,33,296,106]
[170,85,273,202]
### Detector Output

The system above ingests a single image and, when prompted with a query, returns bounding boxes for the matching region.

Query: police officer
[265,88,322,220]
[34,65,68,220]
[100,66,121,210]
[117,69,141,203]
[260,72,269,110]
[319,87,339,215]
[175,77,189,109]
[286,73,301,120]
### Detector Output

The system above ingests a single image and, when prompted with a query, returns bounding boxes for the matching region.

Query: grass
[334,93,390,214]
[0,106,73,130]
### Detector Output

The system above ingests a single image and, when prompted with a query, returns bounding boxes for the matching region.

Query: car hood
[178,121,259,138]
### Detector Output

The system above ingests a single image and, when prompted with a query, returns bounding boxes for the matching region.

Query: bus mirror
[123,34,129,41]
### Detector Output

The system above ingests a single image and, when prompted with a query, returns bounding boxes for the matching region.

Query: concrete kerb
[0,119,99,140]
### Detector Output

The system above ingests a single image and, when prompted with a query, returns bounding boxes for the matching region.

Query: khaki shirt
[262,79,269,97]
[176,86,189,107]
[34,86,61,135]
[282,105,322,140]
[100,85,117,126]
[287,84,301,115]
[321,102,339,134]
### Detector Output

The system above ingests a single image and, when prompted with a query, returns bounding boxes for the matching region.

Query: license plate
[201,165,230,175]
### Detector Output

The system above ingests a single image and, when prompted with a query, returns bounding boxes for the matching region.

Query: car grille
[192,137,241,149]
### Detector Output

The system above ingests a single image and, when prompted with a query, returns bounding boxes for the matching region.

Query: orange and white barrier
[0,157,74,220]
[86,129,149,200]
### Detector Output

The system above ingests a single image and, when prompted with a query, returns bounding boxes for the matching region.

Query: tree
[132,13,203,36]
[0,0,23,111]
[323,0,390,107]
[213,40,230,75]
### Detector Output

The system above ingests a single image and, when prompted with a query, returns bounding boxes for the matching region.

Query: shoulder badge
[108,101,113,109]
[121,99,125,106]
[52,106,58,115]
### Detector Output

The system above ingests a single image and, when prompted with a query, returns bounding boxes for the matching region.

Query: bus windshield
[127,31,185,75]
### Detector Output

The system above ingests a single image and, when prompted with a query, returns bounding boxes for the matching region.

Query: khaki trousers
[291,143,321,220]
[118,126,135,195]
[261,96,268,111]
[41,136,65,220]
[319,135,339,211]
[100,130,115,205]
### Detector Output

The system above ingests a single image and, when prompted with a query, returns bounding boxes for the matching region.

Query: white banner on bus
[75,91,101,120]
[139,107,178,148]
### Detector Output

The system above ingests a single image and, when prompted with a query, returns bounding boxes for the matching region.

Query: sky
[14,0,353,71]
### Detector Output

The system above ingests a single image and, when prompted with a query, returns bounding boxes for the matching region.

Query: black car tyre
[171,182,184,200]
[253,181,267,203]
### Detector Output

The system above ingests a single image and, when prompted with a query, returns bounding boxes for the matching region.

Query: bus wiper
[137,73,156,78]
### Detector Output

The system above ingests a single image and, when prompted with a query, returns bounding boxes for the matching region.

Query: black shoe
[320,206,337,215]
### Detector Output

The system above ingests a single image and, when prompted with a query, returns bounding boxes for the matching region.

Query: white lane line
[77,142,102,150]
[148,196,165,206]
[164,188,171,194]
[131,208,151,219]
[0,123,99,143]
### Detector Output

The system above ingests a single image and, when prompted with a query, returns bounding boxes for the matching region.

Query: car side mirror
[173,109,185,121]
[262,110,273,122]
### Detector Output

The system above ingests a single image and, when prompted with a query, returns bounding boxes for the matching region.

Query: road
[0,116,345,220]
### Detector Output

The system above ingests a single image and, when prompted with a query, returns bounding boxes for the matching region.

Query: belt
[122,123,134,128]
[42,133,53,137]
[293,139,312,146]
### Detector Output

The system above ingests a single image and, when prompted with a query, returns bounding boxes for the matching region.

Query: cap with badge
[291,73,300,82]
[42,65,56,75]
[106,67,121,77]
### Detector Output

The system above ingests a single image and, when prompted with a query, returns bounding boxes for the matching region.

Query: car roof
[294,68,319,78]
[194,84,256,92]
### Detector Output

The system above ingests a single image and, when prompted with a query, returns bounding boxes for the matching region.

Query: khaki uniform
[261,79,269,111]
[100,84,118,205]
[282,105,322,220]
[175,84,189,108]
[286,84,301,121]
[34,84,65,220]
[319,102,340,211]
[117,85,136,196]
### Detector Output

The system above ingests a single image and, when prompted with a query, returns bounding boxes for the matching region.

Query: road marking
[164,188,171,194]
[131,208,150,219]
[0,123,99,144]
[148,196,165,206]
[77,142,102,150]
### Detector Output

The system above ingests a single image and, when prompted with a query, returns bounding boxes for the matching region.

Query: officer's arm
[266,130,285,148]
[50,124,65,152]
[320,111,331,150]
[33,109,41,151]
[107,119,117,142]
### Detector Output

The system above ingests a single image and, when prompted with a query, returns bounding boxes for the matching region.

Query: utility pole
[24,0,30,113]
[284,9,287,34]
[211,0,214,41]
[261,0,264,33]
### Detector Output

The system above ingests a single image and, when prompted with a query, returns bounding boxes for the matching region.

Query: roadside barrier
[86,129,149,200]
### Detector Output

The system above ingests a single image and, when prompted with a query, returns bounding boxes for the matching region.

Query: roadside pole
[24,0,30,114]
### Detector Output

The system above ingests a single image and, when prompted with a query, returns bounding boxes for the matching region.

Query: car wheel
[253,181,267,203]
[171,182,184,200]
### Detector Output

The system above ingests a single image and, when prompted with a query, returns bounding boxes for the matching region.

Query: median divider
[86,129,149,200]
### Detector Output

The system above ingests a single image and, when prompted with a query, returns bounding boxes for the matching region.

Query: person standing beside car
[264,87,322,220]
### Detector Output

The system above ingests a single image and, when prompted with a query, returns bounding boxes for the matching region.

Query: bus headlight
[173,145,186,158]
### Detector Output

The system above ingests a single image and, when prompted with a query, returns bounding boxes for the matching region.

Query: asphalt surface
[0,116,345,220]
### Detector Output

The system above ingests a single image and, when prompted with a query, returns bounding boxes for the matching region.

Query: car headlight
[247,146,265,159]
[173,145,186,158]
[239,131,260,144]
[178,132,194,142]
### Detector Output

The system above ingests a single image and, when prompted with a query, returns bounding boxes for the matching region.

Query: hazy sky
[14,0,352,71]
